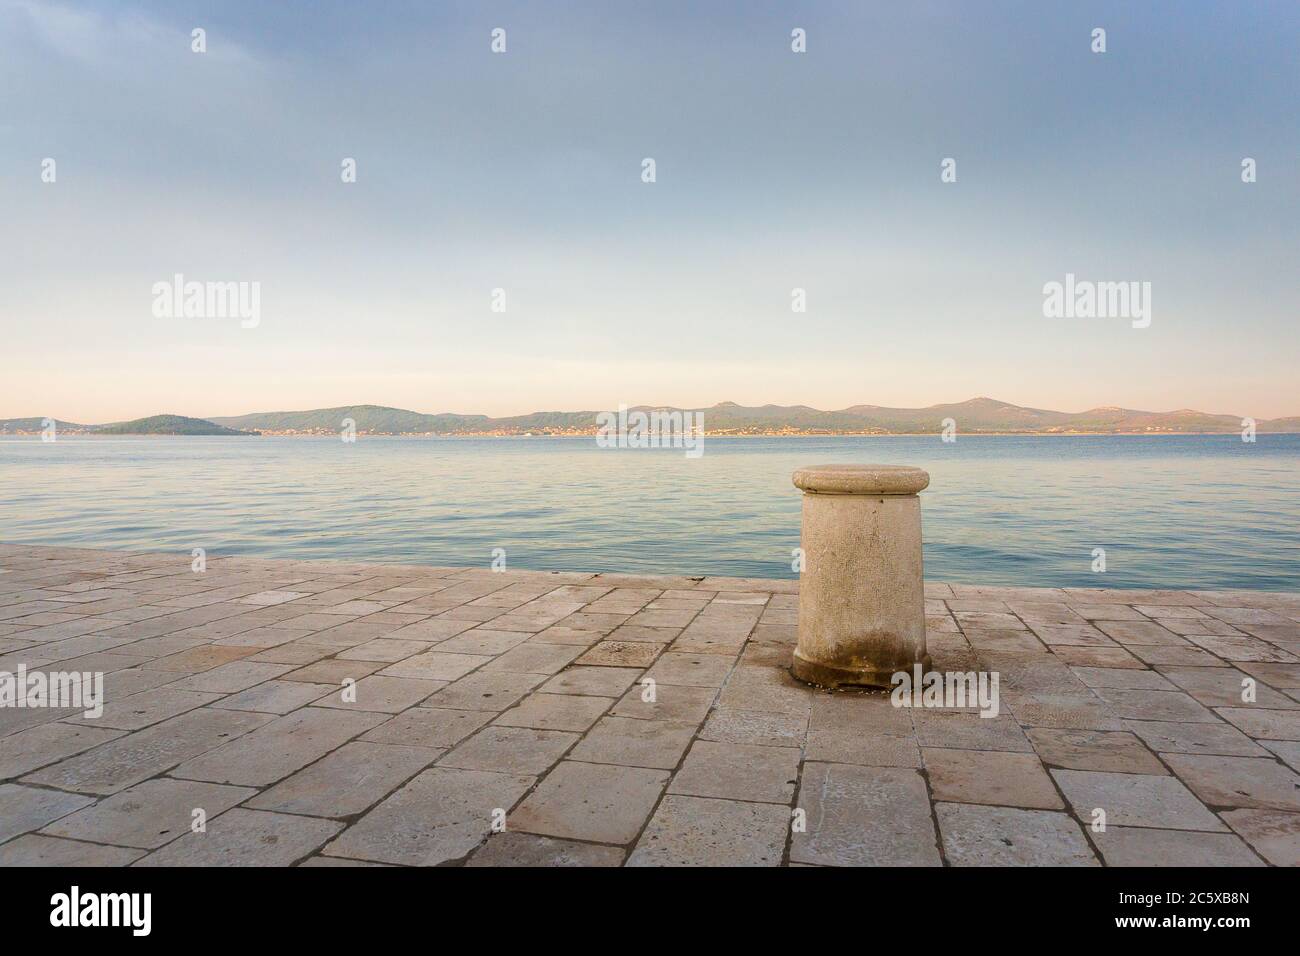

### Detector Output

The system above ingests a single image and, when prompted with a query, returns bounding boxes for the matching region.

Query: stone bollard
[790,464,931,689]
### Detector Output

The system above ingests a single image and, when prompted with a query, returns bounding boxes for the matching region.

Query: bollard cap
[792,463,930,495]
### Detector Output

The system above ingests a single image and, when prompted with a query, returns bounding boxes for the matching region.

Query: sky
[2,0,1298,422]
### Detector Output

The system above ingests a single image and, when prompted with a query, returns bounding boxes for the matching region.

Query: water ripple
[1,434,1297,589]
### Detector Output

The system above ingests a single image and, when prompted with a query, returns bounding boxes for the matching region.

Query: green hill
[96,415,259,436]
[207,404,491,434]
[0,417,88,433]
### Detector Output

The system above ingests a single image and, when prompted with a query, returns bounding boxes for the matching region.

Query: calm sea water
[1,435,1296,590]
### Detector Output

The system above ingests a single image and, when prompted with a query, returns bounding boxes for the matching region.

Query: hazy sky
[3,0,1298,422]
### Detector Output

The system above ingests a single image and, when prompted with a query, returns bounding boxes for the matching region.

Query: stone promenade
[1,543,1297,866]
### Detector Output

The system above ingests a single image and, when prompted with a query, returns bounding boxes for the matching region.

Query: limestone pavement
[1,543,1297,866]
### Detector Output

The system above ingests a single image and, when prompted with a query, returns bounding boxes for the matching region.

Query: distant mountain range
[3,399,1296,436]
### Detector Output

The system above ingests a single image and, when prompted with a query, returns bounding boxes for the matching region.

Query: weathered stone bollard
[790,464,931,689]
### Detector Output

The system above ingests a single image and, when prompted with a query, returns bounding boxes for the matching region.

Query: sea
[1,434,1297,590]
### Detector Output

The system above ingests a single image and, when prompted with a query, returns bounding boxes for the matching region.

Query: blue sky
[2,0,1297,421]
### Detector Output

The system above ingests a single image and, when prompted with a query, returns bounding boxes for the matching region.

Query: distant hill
[0,417,88,434]
[1261,416,1300,432]
[206,404,491,435]
[4,399,1296,437]
[203,398,1299,436]
[96,415,259,436]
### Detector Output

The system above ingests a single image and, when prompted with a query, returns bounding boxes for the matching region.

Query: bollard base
[791,649,933,691]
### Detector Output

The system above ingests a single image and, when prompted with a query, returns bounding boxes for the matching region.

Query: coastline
[4,430,1298,439]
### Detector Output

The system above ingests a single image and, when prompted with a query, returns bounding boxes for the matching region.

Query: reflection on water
[1,434,1296,589]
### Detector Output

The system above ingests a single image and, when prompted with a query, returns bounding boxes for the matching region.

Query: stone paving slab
[248,741,440,817]
[628,794,790,866]
[171,708,387,786]
[67,687,222,731]
[669,740,801,804]
[568,716,696,770]
[135,808,343,866]
[0,723,124,779]
[361,707,493,749]
[924,748,1063,810]
[936,804,1097,866]
[1,543,1297,865]
[1163,753,1300,812]
[42,778,254,848]
[423,670,546,711]
[1221,808,1300,865]
[467,831,626,867]
[0,833,146,866]
[439,726,576,776]
[791,763,941,866]
[1052,769,1228,832]
[208,679,337,715]
[0,783,94,844]
[21,708,273,795]
[510,760,669,844]
[493,693,611,732]
[1091,826,1264,867]
[322,766,534,866]
[1026,727,1167,774]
